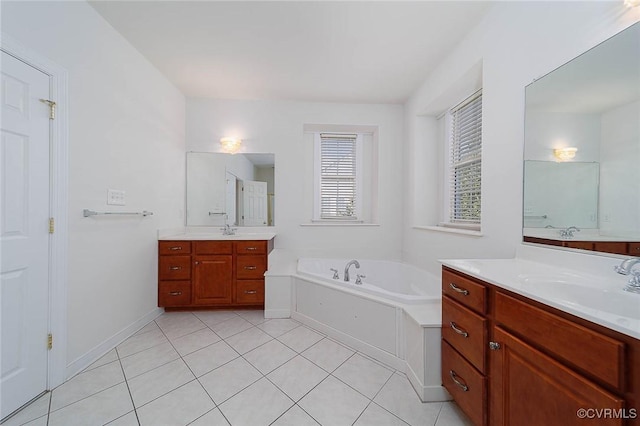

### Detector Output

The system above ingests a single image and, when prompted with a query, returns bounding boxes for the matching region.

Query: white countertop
[159,232,276,241]
[440,255,640,340]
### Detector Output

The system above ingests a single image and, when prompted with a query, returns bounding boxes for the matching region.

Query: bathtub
[296,258,441,304]
[286,258,447,402]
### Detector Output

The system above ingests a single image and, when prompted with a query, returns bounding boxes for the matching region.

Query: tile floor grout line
[431,400,446,426]
[115,346,141,426]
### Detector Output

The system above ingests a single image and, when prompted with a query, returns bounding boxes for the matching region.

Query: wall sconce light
[624,0,640,7]
[220,137,242,154]
[553,147,578,161]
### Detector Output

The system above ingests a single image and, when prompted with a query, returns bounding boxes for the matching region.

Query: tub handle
[449,370,469,392]
[449,282,469,296]
[355,274,366,285]
[449,322,469,338]
[330,268,339,279]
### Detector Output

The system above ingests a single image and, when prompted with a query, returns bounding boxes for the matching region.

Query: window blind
[319,133,358,219]
[449,91,482,224]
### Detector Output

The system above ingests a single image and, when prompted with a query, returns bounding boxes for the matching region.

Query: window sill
[413,225,483,237]
[300,222,380,227]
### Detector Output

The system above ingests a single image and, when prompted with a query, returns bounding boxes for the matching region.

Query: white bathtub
[296,258,441,304]
[286,257,447,402]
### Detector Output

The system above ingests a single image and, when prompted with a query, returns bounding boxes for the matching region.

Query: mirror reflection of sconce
[220,137,242,154]
[624,0,640,7]
[553,147,578,161]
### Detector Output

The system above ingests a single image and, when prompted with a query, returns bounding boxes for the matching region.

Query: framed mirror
[186,152,275,227]
[523,22,640,256]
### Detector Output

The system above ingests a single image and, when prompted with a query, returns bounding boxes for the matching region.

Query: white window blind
[317,133,360,220]
[449,91,482,225]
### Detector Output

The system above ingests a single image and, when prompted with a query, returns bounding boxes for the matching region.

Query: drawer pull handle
[244,266,257,270]
[169,266,182,271]
[169,246,182,251]
[449,322,469,338]
[244,290,258,294]
[169,291,182,296]
[489,341,501,351]
[449,283,469,296]
[245,247,257,251]
[449,370,469,392]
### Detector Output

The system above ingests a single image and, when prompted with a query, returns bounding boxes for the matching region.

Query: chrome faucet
[221,224,237,236]
[559,226,580,238]
[615,258,640,293]
[344,260,360,282]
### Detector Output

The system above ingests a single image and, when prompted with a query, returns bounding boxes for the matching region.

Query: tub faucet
[615,258,640,293]
[344,260,360,282]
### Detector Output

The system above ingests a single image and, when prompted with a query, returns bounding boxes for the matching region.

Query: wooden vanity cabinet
[441,266,640,426]
[158,238,273,309]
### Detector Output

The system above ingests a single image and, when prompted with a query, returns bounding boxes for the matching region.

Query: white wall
[403,2,639,274]
[2,1,186,372]
[186,98,404,259]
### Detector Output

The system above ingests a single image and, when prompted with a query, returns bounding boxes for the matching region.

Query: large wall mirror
[523,22,640,256]
[187,152,275,227]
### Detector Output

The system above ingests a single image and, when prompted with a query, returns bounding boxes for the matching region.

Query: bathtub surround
[292,259,446,402]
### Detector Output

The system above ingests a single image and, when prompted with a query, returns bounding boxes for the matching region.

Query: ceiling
[89,1,491,104]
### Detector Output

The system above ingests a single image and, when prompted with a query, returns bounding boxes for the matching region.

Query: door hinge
[39,99,56,120]
[48,333,53,350]
[49,218,55,234]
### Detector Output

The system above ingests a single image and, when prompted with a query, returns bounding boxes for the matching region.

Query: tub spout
[344,260,360,282]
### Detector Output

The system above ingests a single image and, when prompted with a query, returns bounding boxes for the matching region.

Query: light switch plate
[107,189,126,206]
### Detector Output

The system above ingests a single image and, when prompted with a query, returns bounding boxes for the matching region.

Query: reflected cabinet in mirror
[523,22,640,256]
[187,152,275,227]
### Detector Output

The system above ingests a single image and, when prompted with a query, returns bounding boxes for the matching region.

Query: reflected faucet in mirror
[559,226,580,239]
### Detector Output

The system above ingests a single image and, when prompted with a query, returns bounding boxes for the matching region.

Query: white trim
[1,33,69,389]
[413,225,483,237]
[66,308,163,379]
[300,222,380,227]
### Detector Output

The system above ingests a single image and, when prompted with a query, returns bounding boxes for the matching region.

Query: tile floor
[4,310,472,426]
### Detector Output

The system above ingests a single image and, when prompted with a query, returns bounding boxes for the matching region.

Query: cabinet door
[193,255,233,305]
[490,327,624,426]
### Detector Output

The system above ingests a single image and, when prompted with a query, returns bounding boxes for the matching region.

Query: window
[313,133,363,221]
[445,90,482,228]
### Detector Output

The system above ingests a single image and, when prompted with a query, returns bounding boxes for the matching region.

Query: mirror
[523,22,640,254]
[187,152,275,227]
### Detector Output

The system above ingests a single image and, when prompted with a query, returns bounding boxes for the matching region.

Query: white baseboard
[406,361,451,402]
[292,311,405,371]
[65,307,163,380]
[264,308,291,319]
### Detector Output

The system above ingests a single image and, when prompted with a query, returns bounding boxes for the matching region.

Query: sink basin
[518,274,640,320]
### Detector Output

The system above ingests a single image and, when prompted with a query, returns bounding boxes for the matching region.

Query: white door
[1,51,51,420]
[225,172,237,226]
[242,180,268,226]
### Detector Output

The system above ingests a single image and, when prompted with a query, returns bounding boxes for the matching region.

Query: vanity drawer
[159,256,191,280]
[236,255,267,279]
[494,291,625,390]
[159,241,191,255]
[195,241,233,255]
[158,281,191,306]
[628,242,640,255]
[442,340,486,426]
[236,280,265,304]
[442,296,487,374]
[442,269,487,314]
[236,241,267,255]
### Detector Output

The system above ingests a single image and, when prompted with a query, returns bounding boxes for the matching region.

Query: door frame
[1,33,69,390]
